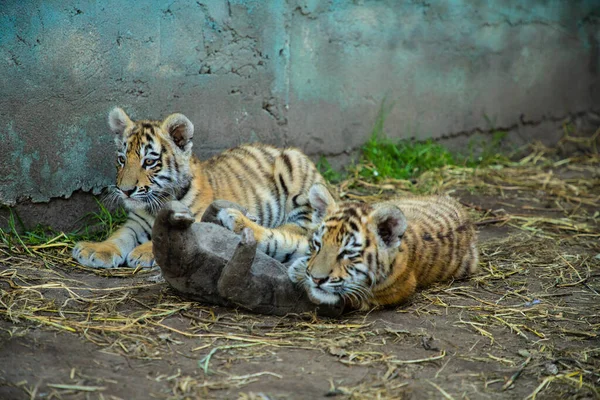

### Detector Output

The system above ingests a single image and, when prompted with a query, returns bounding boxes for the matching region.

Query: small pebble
[518,349,531,358]
[545,362,559,375]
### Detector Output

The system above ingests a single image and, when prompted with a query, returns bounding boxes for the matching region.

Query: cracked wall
[1,0,288,208]
[1,0,599,228]
[287,0,599,155]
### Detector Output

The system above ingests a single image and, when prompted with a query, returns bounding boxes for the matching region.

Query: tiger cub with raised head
[73,107,323,269]
[288,184,478,310]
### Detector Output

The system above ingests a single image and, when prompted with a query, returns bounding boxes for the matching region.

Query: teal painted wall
[1,0,598,208]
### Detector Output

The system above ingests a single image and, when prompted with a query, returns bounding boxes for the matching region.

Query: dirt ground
[1,145,599,400]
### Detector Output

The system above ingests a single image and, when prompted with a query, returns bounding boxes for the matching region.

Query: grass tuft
[0,198,127,252]
[318,102,511,185]
[359,100,456,182]
[359,137,456,182]
[316,156,343,183]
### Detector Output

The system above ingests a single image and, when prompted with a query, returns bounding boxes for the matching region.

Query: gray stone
[152,200,344,317]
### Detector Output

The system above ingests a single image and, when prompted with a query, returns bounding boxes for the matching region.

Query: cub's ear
[309,183,337,222]
[370,204,407,248]
[161,113,194,150]
[108,107,133,137]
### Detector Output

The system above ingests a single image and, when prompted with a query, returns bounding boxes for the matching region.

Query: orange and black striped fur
[73,107,324,269]
[288,185,478,310]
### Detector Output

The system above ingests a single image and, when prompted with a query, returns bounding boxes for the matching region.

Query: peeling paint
[0,0,598,207]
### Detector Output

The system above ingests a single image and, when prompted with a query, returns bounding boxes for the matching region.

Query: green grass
[359,136,456,182]
[78,200,128,241]
[318,102,510,184]
[317,156,343,183]
[0,199,127,251]
[464,130,509,167]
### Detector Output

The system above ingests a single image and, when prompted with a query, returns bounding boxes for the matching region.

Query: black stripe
[421,239,440,282]
[271,173,282,226]
[281,152,294,174]
[342,207,360,219]
[131,213,152,233]
[418,203,456,282]
[413,217,439,281]
[207,169,220,199]
[424,200,461,224]
[256,144,276,164]
[271,197,282,228]
[228,153,264,223]
[353,267,371,285]
[156,174,172,183]
[405,230,418,272]
[238,147,272,180]
[176,181,192,201]
[296,156,309,197]
[294,214,312,224]
[366,252,374,268]
[374,248,382,276]
[282,251,292,264]
[442,222,461,281]
[287,208,311,225]
[353,267,369,278]
[124,226,141,245]
[217,159,244,200]
[264,200,273,227]
[278,174,289,196]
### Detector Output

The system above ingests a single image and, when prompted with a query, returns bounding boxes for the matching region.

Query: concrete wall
[1,0,599,227]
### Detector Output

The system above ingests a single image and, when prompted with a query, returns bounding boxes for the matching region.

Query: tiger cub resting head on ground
[288,185,479,310]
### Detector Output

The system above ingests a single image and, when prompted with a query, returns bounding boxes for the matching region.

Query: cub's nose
[311,276,329,286]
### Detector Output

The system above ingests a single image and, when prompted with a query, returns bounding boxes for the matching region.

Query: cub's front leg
[218,208,310,265]
[72,212,155,269]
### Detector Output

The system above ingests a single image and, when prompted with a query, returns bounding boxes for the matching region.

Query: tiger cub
[73,107,323,269]
[288,184,478,310]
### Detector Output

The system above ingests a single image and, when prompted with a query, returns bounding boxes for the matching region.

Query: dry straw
[1,141,598,399]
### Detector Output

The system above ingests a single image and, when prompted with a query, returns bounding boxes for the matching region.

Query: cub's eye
[143,158,157,168]
[117,155,126,165]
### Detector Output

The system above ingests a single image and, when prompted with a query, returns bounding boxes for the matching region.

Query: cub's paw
[72,241,125,269]
[287,256,309,284]
[165,202,195,228]
[217,208,250,233]
[202,200,252,224]
[240,227,257,246]
[126,243,155,269]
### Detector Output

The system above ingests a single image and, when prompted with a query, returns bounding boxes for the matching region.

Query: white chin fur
[308,288,340,305]
[122,198,145,211]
